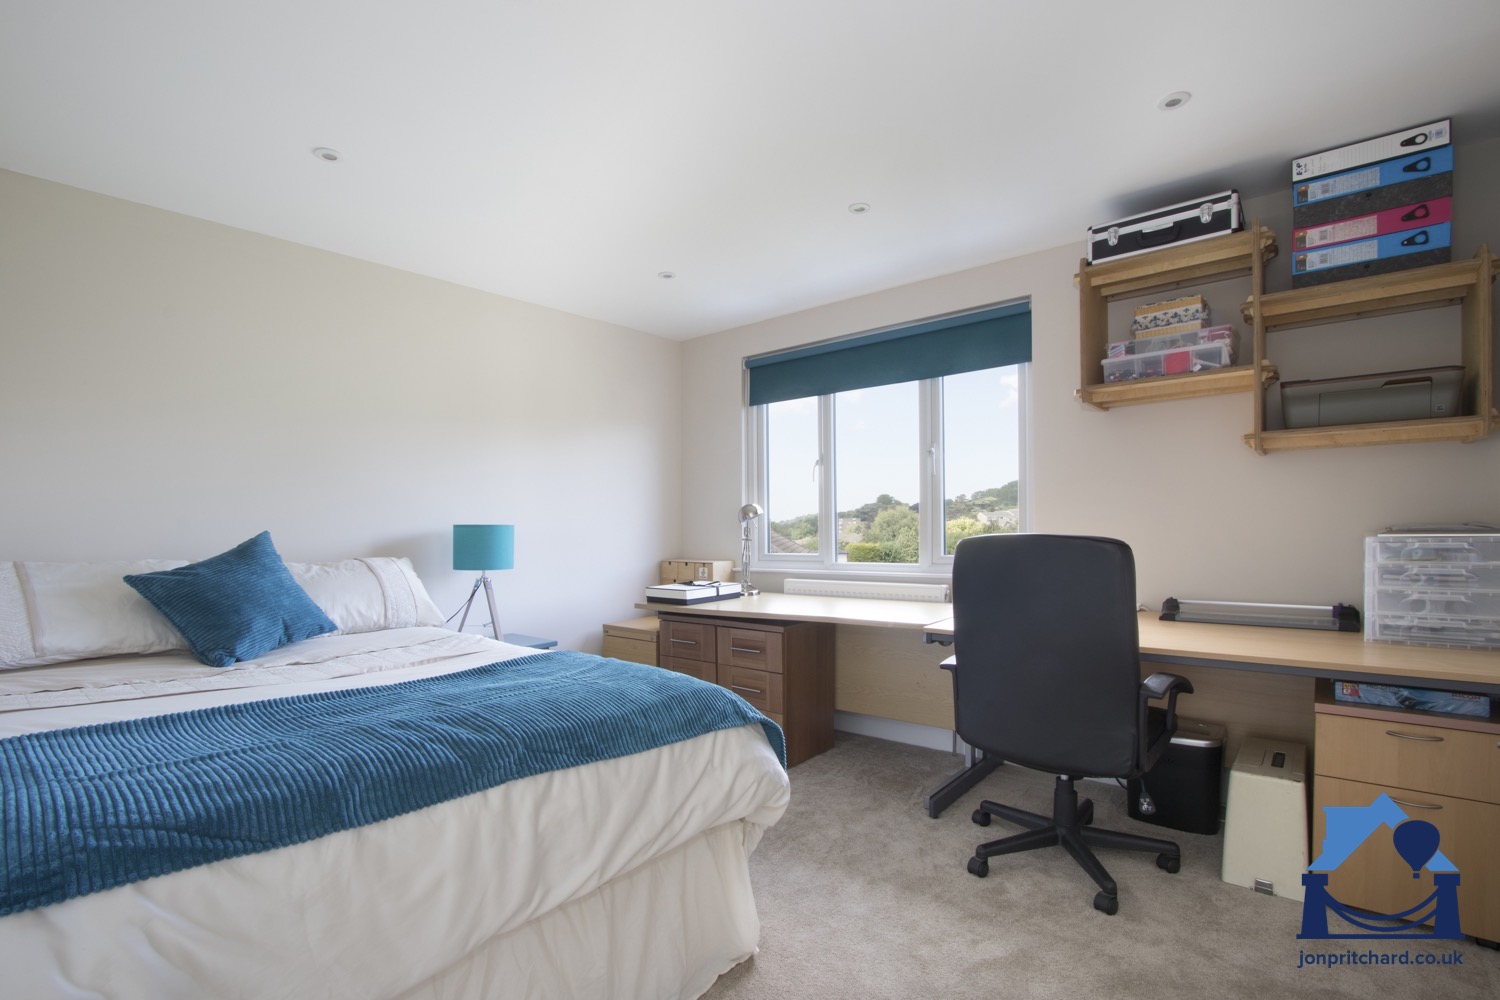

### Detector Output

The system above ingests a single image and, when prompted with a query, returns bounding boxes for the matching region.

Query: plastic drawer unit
[1365,530,1500,651]
[1101,342,1232,383]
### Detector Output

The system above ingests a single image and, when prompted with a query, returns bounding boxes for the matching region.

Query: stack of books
[645,581,743,605]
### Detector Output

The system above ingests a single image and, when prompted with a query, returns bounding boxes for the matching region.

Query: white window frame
[744,363,1030,578]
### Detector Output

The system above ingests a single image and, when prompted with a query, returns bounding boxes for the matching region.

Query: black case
[1087,191,1241,265]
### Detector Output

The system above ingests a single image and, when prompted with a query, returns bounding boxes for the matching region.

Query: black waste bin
[1126,719,1225,835]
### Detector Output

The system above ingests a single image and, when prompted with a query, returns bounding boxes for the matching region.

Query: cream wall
[680,137,1500,611]
[0,170,682,651]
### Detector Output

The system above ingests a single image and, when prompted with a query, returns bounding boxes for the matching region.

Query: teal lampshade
[452,524,515,571]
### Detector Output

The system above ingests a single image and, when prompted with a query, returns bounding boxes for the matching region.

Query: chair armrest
[1137,671,1194,764]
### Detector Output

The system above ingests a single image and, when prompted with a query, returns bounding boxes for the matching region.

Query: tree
[944,516,988,554]
[847,506,918,562]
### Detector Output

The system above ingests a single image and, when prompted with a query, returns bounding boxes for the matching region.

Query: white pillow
[0,560,190,669]
[286,557,445,635]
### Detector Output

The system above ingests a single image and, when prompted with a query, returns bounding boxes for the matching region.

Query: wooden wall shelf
[1077,226,1496,452]
[1076,226,1277,411]
[1078,363,1272,410]
[1244,414,1494,453]
[1243,246,1496,454]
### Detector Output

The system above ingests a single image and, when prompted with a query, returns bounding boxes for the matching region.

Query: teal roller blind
[745,301,1031,406]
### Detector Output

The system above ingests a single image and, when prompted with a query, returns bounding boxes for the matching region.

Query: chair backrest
[951,533,1142,778]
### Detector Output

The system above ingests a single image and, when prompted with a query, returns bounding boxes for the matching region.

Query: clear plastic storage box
[1101,341,1232,382]
[1364,530,1500,651]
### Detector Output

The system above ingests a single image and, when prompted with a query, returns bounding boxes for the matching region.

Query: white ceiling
[4,1,1500,340]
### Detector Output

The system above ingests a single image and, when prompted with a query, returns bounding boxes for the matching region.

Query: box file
[1293,197,1451,252]
[1291,223,1450,288]
[1294,146,1453,208]
[1292,120,1451,182]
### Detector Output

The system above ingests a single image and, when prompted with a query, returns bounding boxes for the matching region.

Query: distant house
[977,509,1020,530]
[768,529,812,554]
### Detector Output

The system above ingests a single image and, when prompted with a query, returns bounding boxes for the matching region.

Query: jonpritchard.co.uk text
[1298,948,1464,969]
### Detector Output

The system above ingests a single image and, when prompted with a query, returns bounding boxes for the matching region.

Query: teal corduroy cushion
[124,532,337,667]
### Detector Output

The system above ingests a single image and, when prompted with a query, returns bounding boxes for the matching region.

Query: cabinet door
[1314,775,1498,942]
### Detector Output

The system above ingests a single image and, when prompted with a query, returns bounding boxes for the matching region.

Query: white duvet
[0,628,791,999]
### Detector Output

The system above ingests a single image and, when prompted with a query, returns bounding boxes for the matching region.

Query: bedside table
[503,633,558,650]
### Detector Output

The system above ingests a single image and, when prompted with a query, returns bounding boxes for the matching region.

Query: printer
[1280,365,1463,429]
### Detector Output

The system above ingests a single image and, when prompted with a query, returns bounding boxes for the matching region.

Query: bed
[0,546,790,999]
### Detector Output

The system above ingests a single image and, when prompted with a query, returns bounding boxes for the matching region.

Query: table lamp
[738,504,763,597]
[453,524,515,640]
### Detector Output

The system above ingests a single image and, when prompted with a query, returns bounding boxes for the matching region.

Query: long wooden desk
[922,611,1500,695]
[647,599,1500,816]
[920,610,1500,816]
[638,592,952,631]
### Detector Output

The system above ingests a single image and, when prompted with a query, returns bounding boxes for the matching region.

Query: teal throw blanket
[0,651,784,917]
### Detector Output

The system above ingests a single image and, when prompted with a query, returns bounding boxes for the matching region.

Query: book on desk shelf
[645,581,743,605]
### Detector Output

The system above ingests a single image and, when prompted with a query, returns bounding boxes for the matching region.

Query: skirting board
[833,712,1138,793]
[834,710,960,753]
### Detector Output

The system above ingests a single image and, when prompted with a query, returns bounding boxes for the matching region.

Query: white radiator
[783,578,949,602]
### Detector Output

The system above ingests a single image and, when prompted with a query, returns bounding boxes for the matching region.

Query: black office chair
[947,533,1193,914]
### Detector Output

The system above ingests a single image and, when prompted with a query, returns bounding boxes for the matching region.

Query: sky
[765,366,1022,521]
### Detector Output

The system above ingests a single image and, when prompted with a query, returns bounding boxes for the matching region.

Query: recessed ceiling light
[657,271,676,279]
[312,147,341,161]
[848,202,871,214]
[1157,91,1191,111]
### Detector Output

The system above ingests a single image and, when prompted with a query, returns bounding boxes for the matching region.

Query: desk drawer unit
[719,627,784,671]
[1313,691,1500,944]
[659,655,717,684]
[660,619,715,662]
[658,614,833,767]
[718,664,784,715]
[1316,713,1500,803]
[1314,774,1499,945]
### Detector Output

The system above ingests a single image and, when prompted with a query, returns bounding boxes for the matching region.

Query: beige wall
[0,170,682,651]
[681,137,1500,611]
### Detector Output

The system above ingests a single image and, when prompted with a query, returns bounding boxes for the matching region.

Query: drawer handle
[669,638,698,645]
[730,646,763,654]
[730,684,763,695]
[1384,730,1444,743]
[1389,797,1443,811]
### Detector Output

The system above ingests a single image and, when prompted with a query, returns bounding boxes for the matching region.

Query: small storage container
[1127,719,1225,835]
[1101,342,1231,383]
[1364,530,1500,651]
[1126,324,1233,356]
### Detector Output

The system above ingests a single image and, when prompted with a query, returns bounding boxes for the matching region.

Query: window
[745,302,1029,574]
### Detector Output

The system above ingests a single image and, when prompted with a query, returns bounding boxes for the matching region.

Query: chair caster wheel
[971,809,991,827]
[1079,800,1095,826]
[967,856,989,878]
[1156,854,1181,874]
[1094,891,1119,915]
